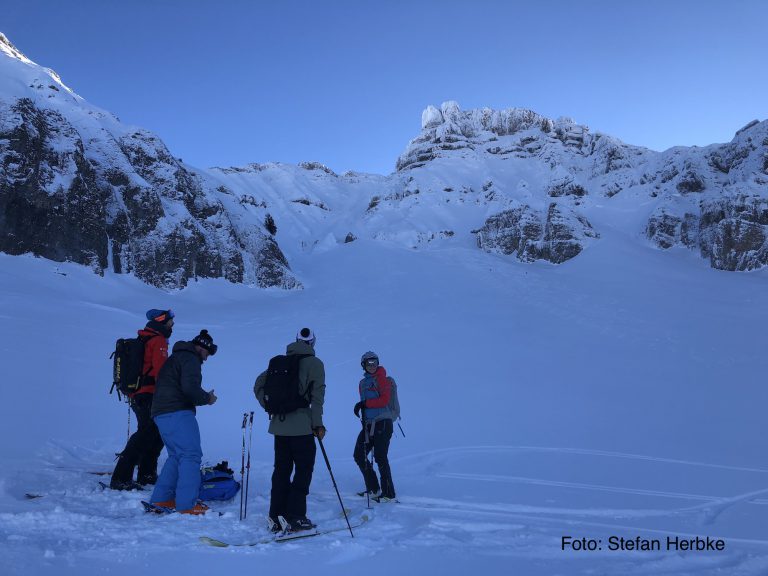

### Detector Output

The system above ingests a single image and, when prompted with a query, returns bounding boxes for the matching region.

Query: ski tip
[199,536,229,547]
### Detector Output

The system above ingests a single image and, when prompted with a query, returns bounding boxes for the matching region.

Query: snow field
[1,230,767,575]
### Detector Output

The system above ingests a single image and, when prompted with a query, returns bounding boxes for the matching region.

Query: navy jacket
[151,341,211,418]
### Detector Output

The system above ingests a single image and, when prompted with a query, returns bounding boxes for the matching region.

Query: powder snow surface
[1,228,767,575]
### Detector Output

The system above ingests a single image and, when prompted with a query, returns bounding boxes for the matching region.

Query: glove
[353,401,364,417]
[313,426,326,440]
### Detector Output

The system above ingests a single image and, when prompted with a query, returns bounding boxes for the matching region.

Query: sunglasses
[364,359,378,366]
[154,309,175,322]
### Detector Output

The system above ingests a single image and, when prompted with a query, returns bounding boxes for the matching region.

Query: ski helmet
[360,351,379,368]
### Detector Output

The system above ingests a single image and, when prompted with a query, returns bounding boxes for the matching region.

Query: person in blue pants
[149,330,218,514]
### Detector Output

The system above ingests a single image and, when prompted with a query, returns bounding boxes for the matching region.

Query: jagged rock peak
[419,101,581,137]
[298,161,338,176]
[0,32,32,64]
[397,101,589,171]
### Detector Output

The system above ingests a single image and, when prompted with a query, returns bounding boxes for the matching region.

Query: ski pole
[127,403,131,443]
[316,436,354,537]
[244,411,254,519]
[239,412,247,521]
[397,422,406,438]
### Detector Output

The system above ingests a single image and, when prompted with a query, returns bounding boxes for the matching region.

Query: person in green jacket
[254,327,326,532]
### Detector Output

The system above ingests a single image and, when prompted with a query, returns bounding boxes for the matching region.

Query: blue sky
[4,0,766,175]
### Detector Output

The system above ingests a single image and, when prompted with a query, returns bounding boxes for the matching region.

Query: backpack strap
[140,333,161,376]
[134,334,161,393]
[295,353,313,400]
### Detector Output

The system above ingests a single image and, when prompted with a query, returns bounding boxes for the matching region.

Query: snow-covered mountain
[1,33,767,290]
[205,100,767,273]
[0,33,298,290]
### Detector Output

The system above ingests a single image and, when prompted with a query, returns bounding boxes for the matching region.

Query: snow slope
[1,220,767,575]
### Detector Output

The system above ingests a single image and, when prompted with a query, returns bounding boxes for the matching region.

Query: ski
[141,500,223,516]
[53,467,112,476]
[99,480,145,491]
[141,500,175,515]
[372,496,399,504]
[199,514,369,547]
[356,491,399,504]
[25,493,43,499]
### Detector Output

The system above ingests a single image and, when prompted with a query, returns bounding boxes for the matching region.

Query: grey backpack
[386,376,401,421]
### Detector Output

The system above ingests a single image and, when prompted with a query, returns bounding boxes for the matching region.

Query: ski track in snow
[3,442,768,576]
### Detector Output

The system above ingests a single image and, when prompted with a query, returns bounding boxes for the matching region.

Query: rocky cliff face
[0,34,298,290]
[643,119,768,271]
[393,101,768,270]
[0,98,109,271]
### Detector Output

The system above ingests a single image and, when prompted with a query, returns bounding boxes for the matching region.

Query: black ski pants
[353,419,395,498]
[111,394,164,486]
[269,434,316,521]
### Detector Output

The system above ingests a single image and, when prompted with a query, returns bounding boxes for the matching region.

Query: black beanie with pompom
[192,329,217,355]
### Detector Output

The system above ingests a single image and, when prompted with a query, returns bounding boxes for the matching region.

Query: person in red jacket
[353,351,396,502]
[110,309,174,490]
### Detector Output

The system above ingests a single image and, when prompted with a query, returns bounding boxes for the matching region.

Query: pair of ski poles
[234,408,357,537]
[239,411,254,521]
[235,411,353,537]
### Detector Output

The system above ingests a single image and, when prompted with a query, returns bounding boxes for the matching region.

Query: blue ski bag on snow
[199,461,240,501]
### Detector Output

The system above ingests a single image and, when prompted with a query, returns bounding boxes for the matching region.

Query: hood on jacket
[145,319,173,338]
[172,341,199,356]
[287,340,316,356]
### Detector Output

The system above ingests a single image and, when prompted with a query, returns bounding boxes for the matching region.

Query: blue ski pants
[150,410,202,511]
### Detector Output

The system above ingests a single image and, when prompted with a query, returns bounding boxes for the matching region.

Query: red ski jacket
[360,366,391,409]
[132,327,169,396]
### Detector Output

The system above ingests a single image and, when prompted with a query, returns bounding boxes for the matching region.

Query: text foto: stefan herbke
[562,535,725,552]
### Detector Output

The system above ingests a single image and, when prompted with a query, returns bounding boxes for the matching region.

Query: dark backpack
[262,354,311,420]
[109,335,152,401]
[199,461,240,501]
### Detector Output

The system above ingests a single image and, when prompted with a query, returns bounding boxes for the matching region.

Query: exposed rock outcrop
[473,204,599,264]
[0,37,299,290]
